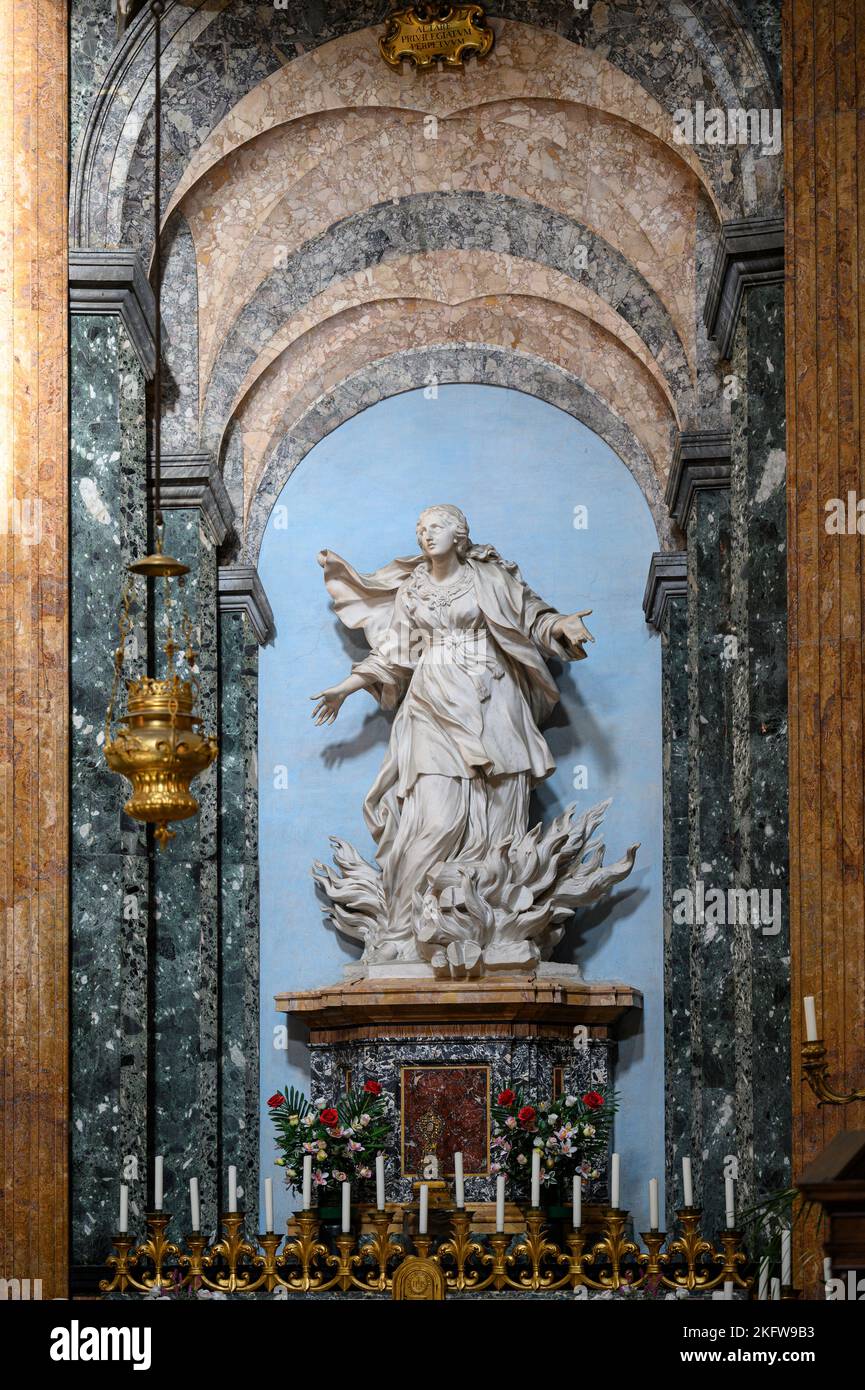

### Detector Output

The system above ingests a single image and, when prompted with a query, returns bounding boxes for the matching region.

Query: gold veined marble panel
[0,0,69,1300]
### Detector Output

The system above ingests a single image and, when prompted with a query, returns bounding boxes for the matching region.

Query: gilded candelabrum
[802,1039,865,1106]
[103,1201,753,1297]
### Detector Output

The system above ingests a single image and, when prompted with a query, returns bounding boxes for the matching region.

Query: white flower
[533,1137,544,1148]
[582,1124,596,1138]
[505,1116,517,1129]
[359,1114,371,1127]
[565,1095,577,1106]
[517,1153,527,1165]
[302,1114,315,1127]
[548,1113,558,1124]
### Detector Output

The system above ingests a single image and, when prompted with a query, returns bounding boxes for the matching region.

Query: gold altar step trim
[275,976,642,1032]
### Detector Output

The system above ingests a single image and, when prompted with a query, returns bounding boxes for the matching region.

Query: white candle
[189,1177,200,1232]
[341,1181,351,1234]
[119,1184,129,1234]
[418,1183,429,1235]
[804,995,818,1042]
[154,1155,163,1211]
[302,1154,312,1210]
[610,1152,620,1209]
[264,1177,274,1234]
[781,1228,791,1285]
[649,1177,659,1230]
[375,1154,386,1211]
[725,1175,736,1228]
[531,1149,541,1208]
[758,1256,770,1300]
[495,1174,506,1232]
[682,1156,694,1207]
[454,1152,465,1208]
[228,1164,238,1213]
[724,1280,734,1301]
[572,1174,582,1229]
[771,1276,781,1301]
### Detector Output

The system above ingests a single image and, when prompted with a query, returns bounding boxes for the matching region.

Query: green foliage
[490,1085,618,1199]
[267,1080,392,1200]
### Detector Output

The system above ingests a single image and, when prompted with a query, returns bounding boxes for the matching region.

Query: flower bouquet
[490,1086,617,1208]
[267,1079,391,1211]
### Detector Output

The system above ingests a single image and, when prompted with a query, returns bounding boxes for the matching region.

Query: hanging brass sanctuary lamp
[104,0,218,848]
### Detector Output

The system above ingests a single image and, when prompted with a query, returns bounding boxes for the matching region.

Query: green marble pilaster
[70,314,150,1265]
[667,434,734,1237]
[217,607,261,1215]
[729,283,790,1210]
[644,554,689,1227]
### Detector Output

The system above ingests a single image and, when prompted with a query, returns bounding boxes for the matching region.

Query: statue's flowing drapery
[318,548,592,957]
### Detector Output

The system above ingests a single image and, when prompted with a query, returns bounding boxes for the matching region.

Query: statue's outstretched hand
[554,609,594,651]
[310,688,345,725]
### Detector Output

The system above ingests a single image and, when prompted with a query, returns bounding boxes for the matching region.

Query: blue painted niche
[258,384,663,1231]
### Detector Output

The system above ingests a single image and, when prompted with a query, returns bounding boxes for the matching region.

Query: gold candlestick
[277,1210,330,1292]
[665,1207,714,1291]
[636,1229,669,1287]
[99,1234,138,1294]
[509,1207,560,1290]
[324,1232,361,1292]
[587,1207,640,1291]
[413,1232,433,1260]
[249,1232,283,1293]
[178,1231,211,1289]
[360,1210,397,1291]
[130,1211,182,1291]
[438,1209,486,1291]
[206,1211,258,1293]
[483,1230,512,1291]
[699,1228,749,1294]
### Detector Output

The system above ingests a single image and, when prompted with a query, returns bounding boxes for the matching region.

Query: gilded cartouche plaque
[380,4,494,71]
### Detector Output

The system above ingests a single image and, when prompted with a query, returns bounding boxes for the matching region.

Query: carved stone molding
[69,248,157,377]
[217,563,275,645]
[152,452,235,547]
[703,216,784,360]
[642,551,687,632]
[665,430,731,534]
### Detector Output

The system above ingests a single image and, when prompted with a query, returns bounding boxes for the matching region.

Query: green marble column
[69,299,152,1269]
[728,282,790,1209]
[151,461,233,1233]
[644,553,689,1227]
[217,567,272,1215]
[667,433,734,1237]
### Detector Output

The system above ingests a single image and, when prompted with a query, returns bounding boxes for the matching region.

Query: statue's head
[416,504,471,561]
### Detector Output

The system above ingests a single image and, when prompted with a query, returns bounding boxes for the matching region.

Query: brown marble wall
[784,0,865,1193]
[0,0,69,1298]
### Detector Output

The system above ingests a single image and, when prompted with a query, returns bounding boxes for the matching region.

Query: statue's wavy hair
[416,504,519,573]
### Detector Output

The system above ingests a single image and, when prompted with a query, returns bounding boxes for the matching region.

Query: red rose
[267,1093,285,1108]
[319,1107,339,1127]
[582,1091,604,1110]
[363,1080,382,1096]
[517,1105,536,1127]
[497,1089,516,1108]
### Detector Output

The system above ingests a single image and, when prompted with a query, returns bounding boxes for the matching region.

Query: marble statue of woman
[311,505,637,977]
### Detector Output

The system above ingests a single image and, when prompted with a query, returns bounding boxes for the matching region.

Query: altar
[277,973,641,1212]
